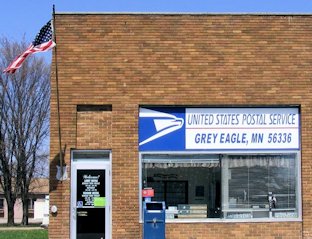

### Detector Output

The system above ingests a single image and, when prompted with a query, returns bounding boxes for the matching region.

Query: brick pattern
[166,222,303,239]
[50,14,312,238]
[77,111,112,149]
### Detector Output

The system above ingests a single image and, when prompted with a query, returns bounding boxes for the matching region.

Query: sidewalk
[0,225,44,230]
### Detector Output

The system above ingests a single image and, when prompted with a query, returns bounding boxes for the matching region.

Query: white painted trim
[70,150,112,239]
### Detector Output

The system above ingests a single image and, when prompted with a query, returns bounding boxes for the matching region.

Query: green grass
[0,229,48,239]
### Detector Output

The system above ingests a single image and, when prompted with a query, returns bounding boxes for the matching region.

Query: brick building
[49,13,312,239]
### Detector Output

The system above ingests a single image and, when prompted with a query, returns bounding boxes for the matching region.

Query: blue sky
[0,0,311,152]
[1,0,312,42]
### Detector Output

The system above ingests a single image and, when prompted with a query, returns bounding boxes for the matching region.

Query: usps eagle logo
[139,108,184,146]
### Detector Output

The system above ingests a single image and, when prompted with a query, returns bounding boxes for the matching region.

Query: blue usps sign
[139,107,185,151]
[139,107,300,151]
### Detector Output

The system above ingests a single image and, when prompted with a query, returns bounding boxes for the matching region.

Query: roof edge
[54,12,312,16]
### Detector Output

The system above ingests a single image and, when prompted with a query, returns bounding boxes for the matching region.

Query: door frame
[70,150,112,239]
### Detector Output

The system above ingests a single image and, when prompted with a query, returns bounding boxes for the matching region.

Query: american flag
[3,20,56,74]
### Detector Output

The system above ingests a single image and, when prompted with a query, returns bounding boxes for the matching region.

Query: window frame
[28,198,36,210]
[0,198,4,210]
[0,198,4,218]
[139,150,302,223]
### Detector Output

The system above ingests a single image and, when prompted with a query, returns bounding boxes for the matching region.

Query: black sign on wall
[77,170,105,207]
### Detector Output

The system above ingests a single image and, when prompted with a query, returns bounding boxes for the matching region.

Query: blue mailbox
[143,201,166,239]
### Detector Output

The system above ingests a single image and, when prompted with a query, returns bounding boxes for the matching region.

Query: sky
[0,0,311,154]
[1,0,312,43]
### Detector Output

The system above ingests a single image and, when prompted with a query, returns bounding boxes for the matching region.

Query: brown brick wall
[50,14,312,238]
[77,111,112,149]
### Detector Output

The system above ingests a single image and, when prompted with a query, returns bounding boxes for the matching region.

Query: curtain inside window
[225,155,294,168]
[144,162,220,168]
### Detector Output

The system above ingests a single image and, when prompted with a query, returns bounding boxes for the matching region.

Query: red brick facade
[50,14,312,238]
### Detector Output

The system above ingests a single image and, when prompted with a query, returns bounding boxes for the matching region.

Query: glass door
[71,160,110,239]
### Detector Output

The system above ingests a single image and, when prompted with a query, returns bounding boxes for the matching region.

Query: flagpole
[52,5,64,181]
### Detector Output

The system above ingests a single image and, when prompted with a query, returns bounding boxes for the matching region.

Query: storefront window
[139,106,301,221]
[141,153,300,221]
[222,154,298,219]
[142,154,221,219]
